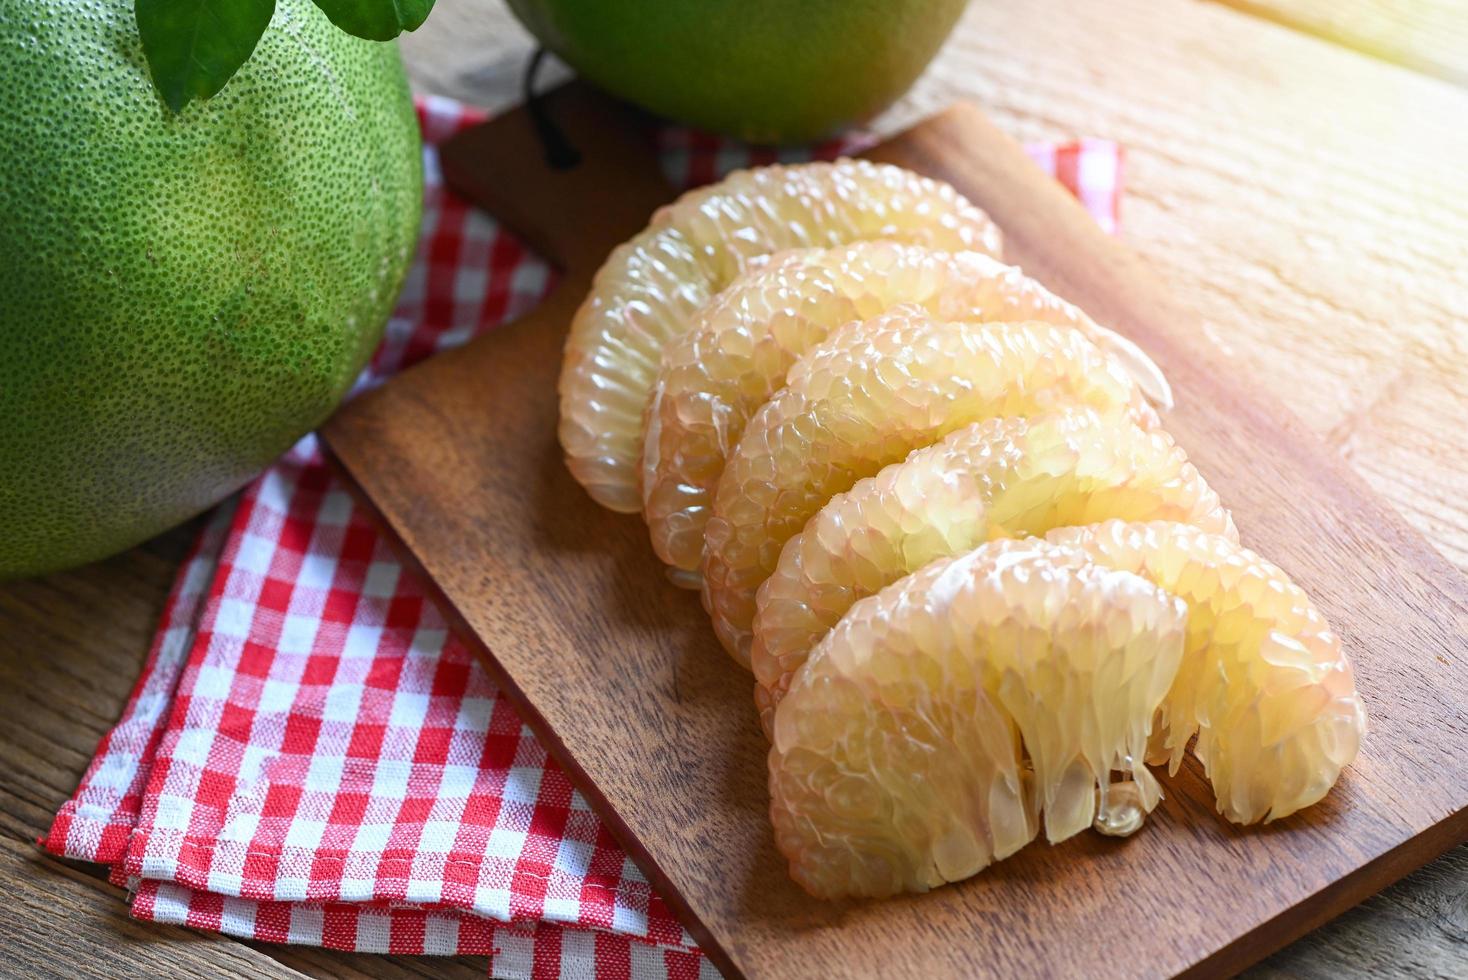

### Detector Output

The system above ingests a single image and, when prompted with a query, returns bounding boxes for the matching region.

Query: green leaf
[310,0,435,42]
[135,0,277,113]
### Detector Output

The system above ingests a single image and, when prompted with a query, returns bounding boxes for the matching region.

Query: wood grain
[877,0,1468,575]
[0,836,308,980]
[320,81,1468,979]
[0,522,314,980]
[402,13,1468,976]
[3,1,1464,976]
[1214,0,1468,87]
[405,0,1468,573]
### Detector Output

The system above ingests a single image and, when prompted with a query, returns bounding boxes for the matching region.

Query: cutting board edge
[1178,803,1468,978]
[320,444,748,979]
[319,88,1468,979]
[320,436,1468,980]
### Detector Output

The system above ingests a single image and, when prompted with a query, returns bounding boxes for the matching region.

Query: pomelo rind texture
[0,0,423,578]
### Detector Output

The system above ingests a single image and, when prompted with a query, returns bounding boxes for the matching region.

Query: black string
[523,48,581,170]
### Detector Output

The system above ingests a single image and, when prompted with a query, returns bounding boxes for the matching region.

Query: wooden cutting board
[320,82,1468,979]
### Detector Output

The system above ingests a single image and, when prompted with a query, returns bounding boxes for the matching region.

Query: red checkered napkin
[45,93,1124,978]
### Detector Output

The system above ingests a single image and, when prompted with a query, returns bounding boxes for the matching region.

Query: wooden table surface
[3,1,1464,977]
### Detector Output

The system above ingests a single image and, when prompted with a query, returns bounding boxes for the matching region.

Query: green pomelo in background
[507,0,971,144]
[0,0,423,579]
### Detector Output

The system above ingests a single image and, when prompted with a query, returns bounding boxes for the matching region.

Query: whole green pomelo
[506,0,970,143]
[0,0,423,579]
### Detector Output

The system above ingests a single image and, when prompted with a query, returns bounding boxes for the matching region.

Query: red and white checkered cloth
[44,93,1124,978]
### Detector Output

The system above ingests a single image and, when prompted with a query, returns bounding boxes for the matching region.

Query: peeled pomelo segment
[750,410,1236,736]
[702,310,1159,667]
[559,159,1003,513]
[642,244,1172,577]
[1044,520,1367,824]
[768,540,1187,899]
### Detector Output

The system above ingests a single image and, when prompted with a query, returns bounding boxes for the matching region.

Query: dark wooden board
[320,83,1468,979]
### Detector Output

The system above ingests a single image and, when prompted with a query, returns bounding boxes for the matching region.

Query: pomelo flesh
[643,243,1171,579]
[549,158,1365,899]
[768,524,1366,897]
[1045,520,1367,824]
[702,310,1159,667]
[750,411,1236,735]
[768,539,1187,899]
[557,160,1002,515]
